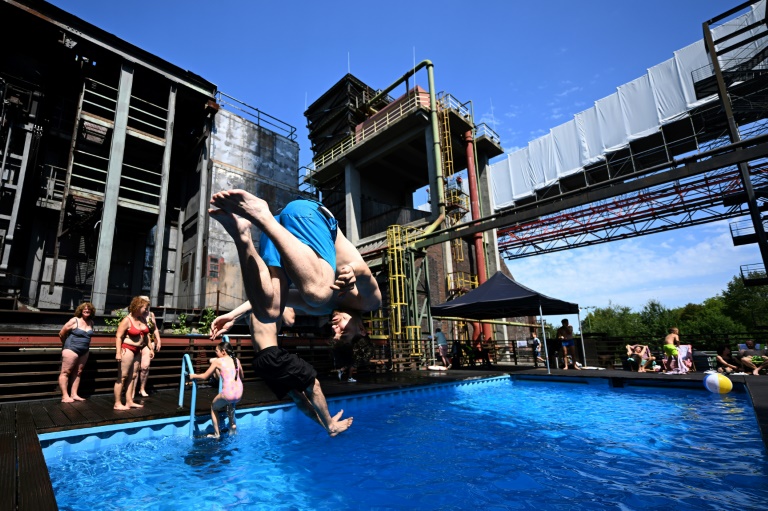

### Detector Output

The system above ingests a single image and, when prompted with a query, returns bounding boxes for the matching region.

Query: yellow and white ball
[704,373,733,394]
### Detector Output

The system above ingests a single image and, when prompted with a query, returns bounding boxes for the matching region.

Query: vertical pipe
[464,130,492,341]
[363,60,445,219]
[540,306,551,375]
[577,311,587,366]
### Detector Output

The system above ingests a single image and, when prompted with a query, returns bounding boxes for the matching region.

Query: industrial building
[4,0,768,377]
[0,0,523,368]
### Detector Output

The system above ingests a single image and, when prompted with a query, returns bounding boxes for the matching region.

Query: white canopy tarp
[489,1,766,211]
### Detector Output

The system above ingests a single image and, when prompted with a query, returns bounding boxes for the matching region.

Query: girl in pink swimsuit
[189,341,244,438]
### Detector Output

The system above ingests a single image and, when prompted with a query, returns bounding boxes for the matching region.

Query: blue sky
[49,0,762,323]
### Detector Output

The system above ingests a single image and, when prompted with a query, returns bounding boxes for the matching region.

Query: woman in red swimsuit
[114,296,152,410]
[134,295,161,399]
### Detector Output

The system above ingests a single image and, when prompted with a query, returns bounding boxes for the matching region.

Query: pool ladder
[178,336,225,438]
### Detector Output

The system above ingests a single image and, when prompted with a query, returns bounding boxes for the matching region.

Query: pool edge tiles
[40,401,297,459]
[511,373,749,392]
[40,375,513,460]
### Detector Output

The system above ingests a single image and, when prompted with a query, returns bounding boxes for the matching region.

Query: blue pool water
[44,377,768,510]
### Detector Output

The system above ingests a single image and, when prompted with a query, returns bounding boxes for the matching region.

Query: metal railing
[305,89,431,177]
[730,218,768,237]
[178,337,226,438]
[178,353,197,438]
[437,92,472,122]
[741,263,767,280]
[38,164,66,206]
[475,122,501,145]
[216,91,297,141]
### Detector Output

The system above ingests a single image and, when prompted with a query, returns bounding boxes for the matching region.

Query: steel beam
[92,63,133,313]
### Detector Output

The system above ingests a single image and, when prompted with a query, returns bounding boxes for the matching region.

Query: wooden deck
[3,365,768,511]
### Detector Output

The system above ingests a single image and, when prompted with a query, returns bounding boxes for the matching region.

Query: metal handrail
[475,122,501,145]
[216,91,297,140]
[178,353,197,438]
[741,262,766,277]
[437,92,472,121]
[178,336,227,438]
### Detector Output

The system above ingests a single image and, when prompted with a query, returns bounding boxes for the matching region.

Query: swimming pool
[43,376,768,510]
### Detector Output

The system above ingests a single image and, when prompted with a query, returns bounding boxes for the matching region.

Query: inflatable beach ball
[704,373,733,394]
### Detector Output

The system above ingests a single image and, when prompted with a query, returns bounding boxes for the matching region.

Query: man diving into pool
[212,307,353,436]
[208,189,381,341]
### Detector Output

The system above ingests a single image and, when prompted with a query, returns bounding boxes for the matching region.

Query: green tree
[173,313,190,334]
[721,275,768,329]
[638,300,679,339]
[103,309,127,333]
[197,308,216,335]
[676,297,745,338]
[587,303,643,337]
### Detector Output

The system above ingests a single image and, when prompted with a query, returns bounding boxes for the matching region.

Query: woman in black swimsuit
[58,302,95,402]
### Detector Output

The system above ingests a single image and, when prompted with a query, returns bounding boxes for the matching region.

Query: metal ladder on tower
[437,99,465,263]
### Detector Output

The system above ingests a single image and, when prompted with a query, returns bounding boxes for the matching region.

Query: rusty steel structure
[420,1,768,289]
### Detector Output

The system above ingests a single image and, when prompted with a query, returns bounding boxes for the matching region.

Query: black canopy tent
[430,272,582,373]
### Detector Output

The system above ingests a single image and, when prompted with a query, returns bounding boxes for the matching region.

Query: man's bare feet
[71,395,86,401]
[209,208,253,245]
[114,404,130,410]
[210,189,273,227]
[327,409,354,437]
[61,397,74,403]
[127,402,144,408]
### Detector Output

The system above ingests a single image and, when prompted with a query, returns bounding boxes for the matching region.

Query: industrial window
[208,255,220,279]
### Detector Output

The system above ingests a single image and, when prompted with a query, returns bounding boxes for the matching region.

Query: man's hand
[210,314,235,339]
[331,264,356,295]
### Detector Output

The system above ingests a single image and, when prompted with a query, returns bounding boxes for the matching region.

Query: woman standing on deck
[57,302,95,402]
[189,341,244,438]
[114,296,151,410]
[134,295,161,398]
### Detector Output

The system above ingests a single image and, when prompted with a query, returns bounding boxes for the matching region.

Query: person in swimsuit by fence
[662,327,680,372]
[114,296,151,410]
[57,302,95,402]
[189,340,244,438]
[134,295,161,398]
[211,307,353,437]
[557,319,574,370]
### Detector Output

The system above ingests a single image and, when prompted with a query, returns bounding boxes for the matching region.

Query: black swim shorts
[252,346,317,400]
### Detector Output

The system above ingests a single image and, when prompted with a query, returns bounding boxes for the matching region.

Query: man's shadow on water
[183,411,239,471]
[183,432,238,472]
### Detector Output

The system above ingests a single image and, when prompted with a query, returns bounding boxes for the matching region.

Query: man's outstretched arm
[333,229,382,312]
[210,301,252,339]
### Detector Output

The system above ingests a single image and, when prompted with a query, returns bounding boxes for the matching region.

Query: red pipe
[464,130,493,341]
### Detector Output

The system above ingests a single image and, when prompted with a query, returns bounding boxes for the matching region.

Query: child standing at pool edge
[189,341,244,438]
